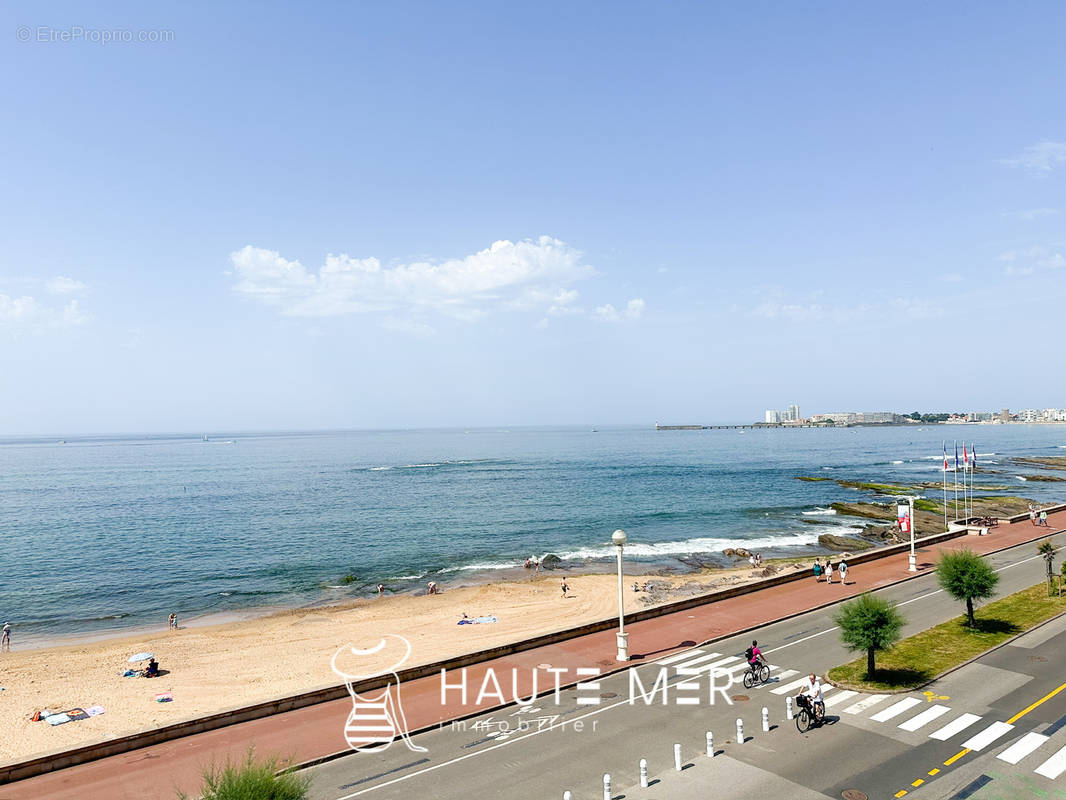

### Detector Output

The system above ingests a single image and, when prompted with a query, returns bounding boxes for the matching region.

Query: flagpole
[943,441,948,530]
[954,440,959,521]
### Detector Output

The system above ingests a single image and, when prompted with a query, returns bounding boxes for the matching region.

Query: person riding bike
[745,640,767,669]
[803,673,825,720]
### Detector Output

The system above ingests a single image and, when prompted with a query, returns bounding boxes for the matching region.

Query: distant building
[811,412,858,425]
[765,410,781,424]
[1019,409,1039,423]
[859,412,902,424]
[786,404,800,422]
[998,408,1011,422]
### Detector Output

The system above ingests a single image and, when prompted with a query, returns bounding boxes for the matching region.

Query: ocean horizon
[2,424,1064,645]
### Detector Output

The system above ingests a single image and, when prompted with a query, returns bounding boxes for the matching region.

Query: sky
[1,1,1065,434]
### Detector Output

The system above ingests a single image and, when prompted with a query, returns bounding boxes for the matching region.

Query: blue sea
[2,424,1064,643]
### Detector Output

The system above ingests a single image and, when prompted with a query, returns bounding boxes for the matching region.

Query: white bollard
[603,773,611,800]
[736,717,744,744]
[786,696,794,720]
[563,793,571,800]
[706,730,714,757]
[762,706,770,732]
[674,743,683,771]
[640,758,648,788]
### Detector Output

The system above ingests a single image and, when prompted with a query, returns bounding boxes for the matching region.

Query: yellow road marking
[1006,681,1066,724]
[912,778,924,787]
[923,690,949,702]
[944,748,970,766]
[894,792,908,798]
[928,768,940,776]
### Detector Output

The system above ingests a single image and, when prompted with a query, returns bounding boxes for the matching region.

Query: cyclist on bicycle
[803,673,825,720]
[745,640,767,668]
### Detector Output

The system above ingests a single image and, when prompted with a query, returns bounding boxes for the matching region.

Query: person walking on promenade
[1,622,10,652]
[813,559,823,582]
[1031,508,1038,526]
[838,559,848,585]
[1040,510,1049,527]
[825,560,834,584]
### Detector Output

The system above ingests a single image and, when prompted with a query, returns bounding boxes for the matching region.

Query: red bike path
[3,512,1063,800]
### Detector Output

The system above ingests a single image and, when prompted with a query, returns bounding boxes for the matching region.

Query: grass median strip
[829,582,1066,691]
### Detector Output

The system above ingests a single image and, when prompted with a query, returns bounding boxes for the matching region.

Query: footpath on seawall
[2,507,1065,800]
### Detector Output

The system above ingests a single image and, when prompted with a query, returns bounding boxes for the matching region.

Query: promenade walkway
[3,510,1064,800]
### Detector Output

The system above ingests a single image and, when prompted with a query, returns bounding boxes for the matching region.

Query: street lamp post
[899,496,917,572]
[612,529,629,661]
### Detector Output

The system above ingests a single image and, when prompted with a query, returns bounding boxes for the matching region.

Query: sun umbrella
[128,652,154,663]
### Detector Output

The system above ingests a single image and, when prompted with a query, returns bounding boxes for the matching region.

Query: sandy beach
[0,562,806,764]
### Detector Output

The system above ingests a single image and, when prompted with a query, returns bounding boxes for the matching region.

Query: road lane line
[997,731,1049,765]
[871,697,922,722]
[929,713,982,740]
[670,652,720,670]
[961,721,1014,751]
[659,649,707,666]
[773,669,799,681]
[1006,682,1066,724]
[676,655,740,676]
[843,695,888,714]
[771,676,811,695]
[898,705,951,732]
[1034,742,1066,779]
[824,690,858,707]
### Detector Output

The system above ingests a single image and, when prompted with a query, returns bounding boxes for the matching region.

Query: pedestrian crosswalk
[656,645,1066,783]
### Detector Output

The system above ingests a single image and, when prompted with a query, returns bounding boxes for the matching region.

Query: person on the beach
[427,581,438,595]
[377,584,385,598]
[561,580,569,597]
[825,560,834,584]
[168,613,177,630]
[838,560,848,585]
[1,622,10,652]
[813,559,823,582]
[749,554,757,568]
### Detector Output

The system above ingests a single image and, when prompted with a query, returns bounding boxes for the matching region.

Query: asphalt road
[304,531,1066,800]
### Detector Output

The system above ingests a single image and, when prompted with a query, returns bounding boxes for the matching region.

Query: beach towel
[458,616,498,625]
[86,705,105,717]
[123,669,138,677]
[65,708,90,722]
[44,713,71,726]
[155,693,173,703]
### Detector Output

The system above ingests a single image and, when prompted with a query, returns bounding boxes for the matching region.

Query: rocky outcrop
[817,533,873,551]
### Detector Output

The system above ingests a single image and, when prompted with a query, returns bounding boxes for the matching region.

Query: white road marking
[659,649,706,666]
[676,655,741,676]
[962,721,1014,751]
[842,695,888,714]
[771,676,812,695]
[870,697,922,722]
[929,713,982,741]
[1034,742,1066,779]
[671,652,722,670]
[772,669,799,682]
[997,731,1049,765]
[897,704,951,732]
[823,690,858,708]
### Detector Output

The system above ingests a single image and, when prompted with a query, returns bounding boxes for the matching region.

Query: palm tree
[936,550,999,626]
[1038,539,1056,596]
[834,593,905,678]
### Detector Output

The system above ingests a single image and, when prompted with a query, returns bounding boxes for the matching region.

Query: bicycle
[742,660,770,688]
[794,693,824,732]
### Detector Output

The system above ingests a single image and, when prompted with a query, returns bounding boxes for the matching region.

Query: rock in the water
[722,548,736,557]
[734,548,752,558]
[818,533,873,551]
[541,554,562,570]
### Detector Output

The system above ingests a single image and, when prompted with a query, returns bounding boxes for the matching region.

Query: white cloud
[999,245,1065,276]
[1003,208,1059,220]
[0,295,88,333]
[593,298,645,322]
[230,236,599,320]
[45,276,88,295]
[1001,141,1066,173]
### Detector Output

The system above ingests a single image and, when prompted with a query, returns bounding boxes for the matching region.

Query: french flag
[943,442,948,472]
[963,444,969,469]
